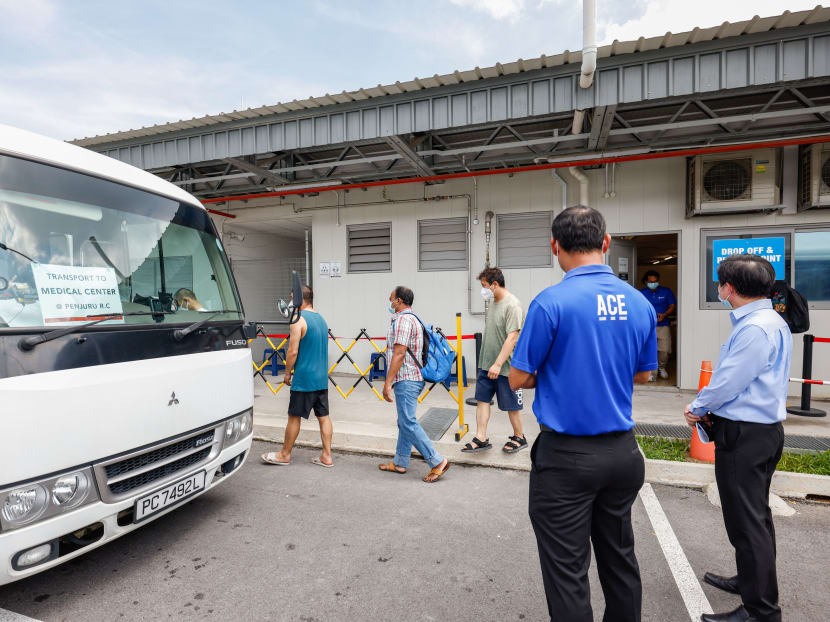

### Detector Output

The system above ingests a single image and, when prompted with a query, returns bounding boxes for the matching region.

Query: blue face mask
[388,302,396,314]
[718,287,732,309]
[647,282,659,290]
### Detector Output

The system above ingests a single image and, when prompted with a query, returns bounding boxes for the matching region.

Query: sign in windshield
[0,154,242,329]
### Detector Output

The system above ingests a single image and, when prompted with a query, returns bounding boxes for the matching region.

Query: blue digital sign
[712,237,786,281]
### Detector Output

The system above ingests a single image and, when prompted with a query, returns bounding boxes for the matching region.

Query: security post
[454,313,469,442]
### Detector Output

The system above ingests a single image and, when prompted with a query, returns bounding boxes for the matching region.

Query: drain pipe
[579,0,597,89]
[552,170,568,211]
[304,229,310,285]
[568,166,589,206]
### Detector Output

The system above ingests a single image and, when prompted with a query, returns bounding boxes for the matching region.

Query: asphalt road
[1,441,828,621]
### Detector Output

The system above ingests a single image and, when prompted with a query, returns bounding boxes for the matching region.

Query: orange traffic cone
[689,360,716,463]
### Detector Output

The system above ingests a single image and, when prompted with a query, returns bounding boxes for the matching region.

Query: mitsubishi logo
[168,392,180,406]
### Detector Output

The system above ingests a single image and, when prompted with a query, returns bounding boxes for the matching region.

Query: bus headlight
[2,484,49,527]
[223,410,253,447]
[51,472,90,508]
[0,467,99,532]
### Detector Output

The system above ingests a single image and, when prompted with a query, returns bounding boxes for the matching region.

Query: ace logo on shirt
[597,294,628,321]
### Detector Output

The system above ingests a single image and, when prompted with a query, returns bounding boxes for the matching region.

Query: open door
[607,238,637,285]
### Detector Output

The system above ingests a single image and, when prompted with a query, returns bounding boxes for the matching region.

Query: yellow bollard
[454,312,469,442]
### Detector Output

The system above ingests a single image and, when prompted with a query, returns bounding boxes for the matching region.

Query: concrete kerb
[253,423,830,499]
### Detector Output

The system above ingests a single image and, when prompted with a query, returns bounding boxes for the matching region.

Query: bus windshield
[0,153,242,329]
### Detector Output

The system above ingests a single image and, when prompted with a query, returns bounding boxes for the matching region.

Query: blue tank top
[291,310,329,392]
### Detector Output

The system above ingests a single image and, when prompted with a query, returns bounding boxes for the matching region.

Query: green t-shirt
[479,292,524,376]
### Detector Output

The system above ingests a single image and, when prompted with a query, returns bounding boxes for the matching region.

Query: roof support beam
[384,135,435,177]
[693,99,735,134]
[224,157,291,185]
[789,87,830,123]
[587,105,616,151]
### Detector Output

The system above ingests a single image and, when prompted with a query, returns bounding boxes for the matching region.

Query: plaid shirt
[386,310,424,383]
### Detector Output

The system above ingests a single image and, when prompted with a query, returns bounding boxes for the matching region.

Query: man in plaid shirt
[379,286,450,483]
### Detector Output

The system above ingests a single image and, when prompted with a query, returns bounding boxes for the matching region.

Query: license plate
[134,471,206,523]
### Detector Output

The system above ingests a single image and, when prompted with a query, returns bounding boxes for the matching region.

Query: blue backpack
[395,312,456,383]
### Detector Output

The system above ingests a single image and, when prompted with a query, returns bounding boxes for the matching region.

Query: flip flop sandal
[312,457,334,468]
[503,435,528,454]
[262,452,291,465]
[460,437,492,453]
[423,461,451,483]
[379,462,407,474]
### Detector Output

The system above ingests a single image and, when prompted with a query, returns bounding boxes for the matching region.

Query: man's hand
[684,403,700,428]
[657,313,666,323]
[383,383,394,403]
[283,371,292,387]
[487,363,501,380]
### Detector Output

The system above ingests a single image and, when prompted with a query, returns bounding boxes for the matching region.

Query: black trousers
[529,429,645,622]
[711,416,784,622]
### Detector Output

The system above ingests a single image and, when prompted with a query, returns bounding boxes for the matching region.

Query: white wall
[213,160,830,399]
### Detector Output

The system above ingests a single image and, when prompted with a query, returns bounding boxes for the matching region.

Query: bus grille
[104,431,214,479]
[108,448,212,495]
[93,424,223,502]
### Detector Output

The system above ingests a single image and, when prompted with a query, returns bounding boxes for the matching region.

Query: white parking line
[639,483,713,621]
[0,608,40,622]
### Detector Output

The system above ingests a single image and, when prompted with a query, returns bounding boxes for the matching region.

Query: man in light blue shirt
[685,254,791,622]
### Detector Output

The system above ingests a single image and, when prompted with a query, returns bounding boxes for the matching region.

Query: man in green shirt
[462,267,526,454]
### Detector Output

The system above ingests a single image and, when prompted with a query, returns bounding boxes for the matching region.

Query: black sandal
[461,437,492,453]
[503,435,528,453]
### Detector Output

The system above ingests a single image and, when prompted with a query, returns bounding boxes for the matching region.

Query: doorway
[608,233,679,388]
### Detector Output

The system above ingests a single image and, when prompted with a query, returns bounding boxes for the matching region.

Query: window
[795,229,830,307]
[418,218,467,271]
[497,212,553,268]
[347,222,391,273]
[700,229,791,309]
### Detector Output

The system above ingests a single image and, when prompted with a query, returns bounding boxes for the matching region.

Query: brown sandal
[379,462,407,474]
[423,460,451,483]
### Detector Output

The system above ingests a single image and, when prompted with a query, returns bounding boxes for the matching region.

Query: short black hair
[717,254,775,298]
[643,270,660,283]
[302,285,313,305]
[477,267,505,287]
[393,285,414,306]
[551,205,606,253]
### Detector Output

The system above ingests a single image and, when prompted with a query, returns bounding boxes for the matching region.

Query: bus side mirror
[243,323,258,340]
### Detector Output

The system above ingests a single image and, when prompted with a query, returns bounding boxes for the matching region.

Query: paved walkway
[253,375,830,472]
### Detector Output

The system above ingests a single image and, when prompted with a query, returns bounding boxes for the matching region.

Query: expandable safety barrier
[787,334,830,418]
[248,326,289,396]
[249,314,474,441]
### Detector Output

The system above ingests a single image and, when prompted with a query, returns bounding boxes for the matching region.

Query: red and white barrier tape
[790,377,830,386]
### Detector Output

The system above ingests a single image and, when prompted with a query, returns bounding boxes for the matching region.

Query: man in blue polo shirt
[640,270,676,380]
[510,206,657,622]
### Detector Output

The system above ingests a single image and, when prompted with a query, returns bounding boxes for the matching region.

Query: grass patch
[636,435,830,476]
[777,451,830,476]
[636,435,689,462]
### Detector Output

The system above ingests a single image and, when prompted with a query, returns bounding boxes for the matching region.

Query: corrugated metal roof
[70,6,830,147]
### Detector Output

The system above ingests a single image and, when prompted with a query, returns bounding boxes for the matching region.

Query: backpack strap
[391,311,428,368]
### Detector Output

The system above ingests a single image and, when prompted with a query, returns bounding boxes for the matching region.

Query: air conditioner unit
[797,143,830,210]
[686,149,781,217]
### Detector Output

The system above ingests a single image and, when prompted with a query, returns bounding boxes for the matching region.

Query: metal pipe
[567,166,589,206]
[579,0,597,89]
[304,229,310,285]
[604,165,610,199]
[551,170,568,211]
[610,162,617,198]
[200,134,830,204]
[571,109,585,136]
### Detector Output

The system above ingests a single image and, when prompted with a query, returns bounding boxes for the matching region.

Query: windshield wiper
[18,311,173,351]
[0,242,36,264]
[172,310,242,342]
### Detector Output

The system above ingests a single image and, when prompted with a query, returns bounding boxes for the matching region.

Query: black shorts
[288,389,330,419]
[475,369,523,412]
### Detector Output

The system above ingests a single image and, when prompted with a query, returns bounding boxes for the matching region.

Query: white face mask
[480,287,494,301]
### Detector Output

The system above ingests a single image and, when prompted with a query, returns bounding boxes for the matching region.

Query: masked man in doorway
[640,270,676,381]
